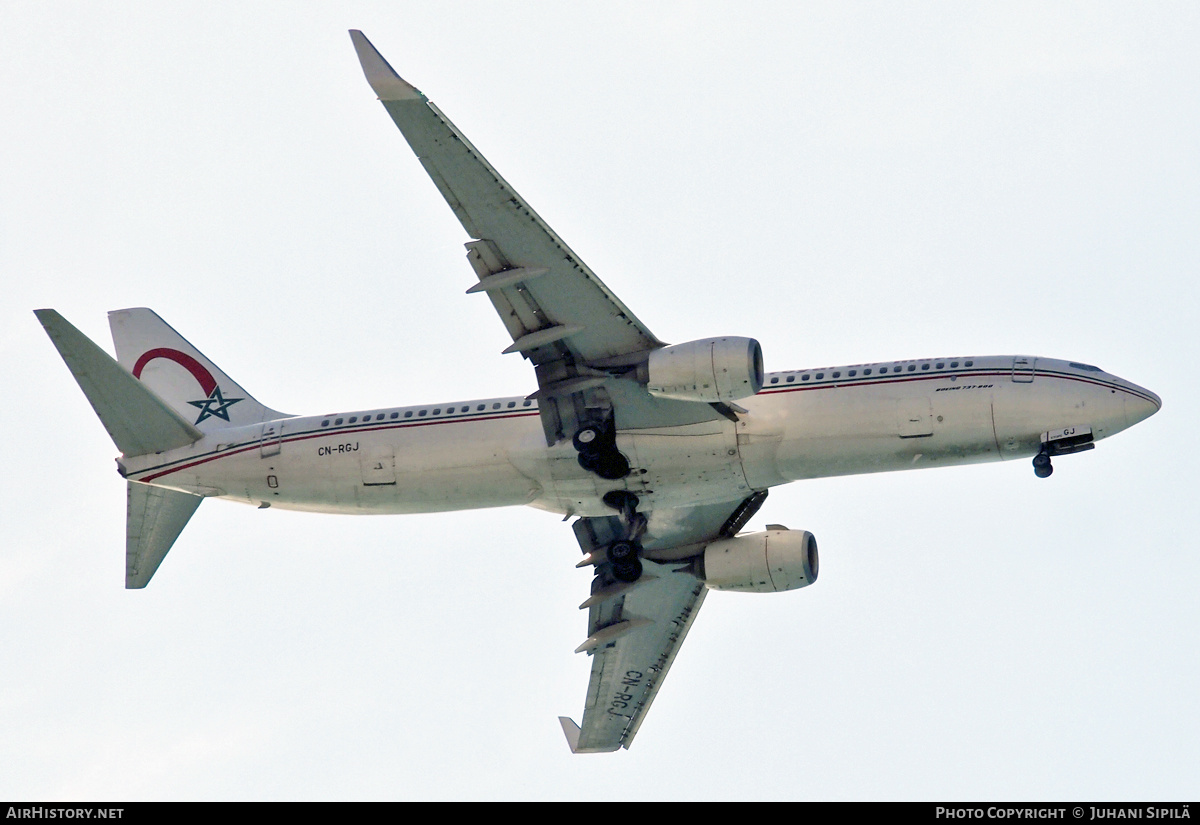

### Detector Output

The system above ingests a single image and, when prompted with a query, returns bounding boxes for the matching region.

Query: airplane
[35,30,1161,754]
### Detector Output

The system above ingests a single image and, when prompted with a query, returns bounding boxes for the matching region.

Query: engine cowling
[646,337,764,402]
[699,528,818,593]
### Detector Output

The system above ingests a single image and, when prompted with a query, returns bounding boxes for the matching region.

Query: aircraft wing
[351,32,755,751]
[350,31,723,444]
[561,494,766,752]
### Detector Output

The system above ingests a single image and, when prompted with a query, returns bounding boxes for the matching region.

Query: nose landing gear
[1032,426,1095,478]
[1033,451,1053,478]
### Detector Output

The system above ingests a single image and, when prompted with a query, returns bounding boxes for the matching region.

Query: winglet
[349,30,423,101]
[558,717,583,753]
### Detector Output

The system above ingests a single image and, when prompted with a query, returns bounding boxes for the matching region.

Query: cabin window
[802,374,810,381]
[921,363,930,370]
[404,411,413,418]
[507,401,516,408]
[907,365,916,372]
[335,418,343,425]
[879,367,888,374]
[786,375,794,383]
[815,372,824,380]
[848,370,857,377]
[936,362,945,369]
[321,420,330,427]
[477,404,485,411]
[418,410,427,417]
[433,408,441,415]
[951,361,959,368]
[832,371,840,378]
[965,360,974,367]
[864,368,872,375]
[523,400,532,407]
[348,416,357,423]
[390,412,398,419]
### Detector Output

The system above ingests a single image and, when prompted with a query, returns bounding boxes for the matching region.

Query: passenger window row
[767,359,975,385]
[320,398,534,428]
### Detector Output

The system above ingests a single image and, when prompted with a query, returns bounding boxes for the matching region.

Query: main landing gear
[572,422,642,580]
[573,421,630,480]
[601,490,646,583]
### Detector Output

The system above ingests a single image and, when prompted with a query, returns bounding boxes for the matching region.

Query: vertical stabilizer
[109,308,286,432]
[126,481,202,588]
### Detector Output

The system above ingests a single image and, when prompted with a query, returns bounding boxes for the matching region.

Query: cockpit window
[1070,362,1103,372]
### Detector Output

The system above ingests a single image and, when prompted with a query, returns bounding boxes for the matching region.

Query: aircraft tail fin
[35,309,204,456]
[108,308,286,432]
[126,481,202,588]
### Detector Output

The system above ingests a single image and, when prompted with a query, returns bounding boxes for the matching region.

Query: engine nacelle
[646,337,764,403]
[699,528,818,593]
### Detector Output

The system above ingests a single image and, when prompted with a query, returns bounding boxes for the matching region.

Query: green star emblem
[188,386,243,424]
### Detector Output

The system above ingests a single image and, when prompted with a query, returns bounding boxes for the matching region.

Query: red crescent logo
[132,348,217,395]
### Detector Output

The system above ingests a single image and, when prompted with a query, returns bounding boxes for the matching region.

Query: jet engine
[697,528,818,593]
[646,337,764,403]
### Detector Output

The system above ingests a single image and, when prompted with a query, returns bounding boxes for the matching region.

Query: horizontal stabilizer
[36,310,203,456]
[126,481,202,589]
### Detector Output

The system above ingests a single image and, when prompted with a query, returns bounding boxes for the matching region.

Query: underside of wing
[349,31,726,446]
[350,31,661,366]
[561,493,768,752]
[565,562,707,753]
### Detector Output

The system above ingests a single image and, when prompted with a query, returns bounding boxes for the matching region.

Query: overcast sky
[3,1,1198,801]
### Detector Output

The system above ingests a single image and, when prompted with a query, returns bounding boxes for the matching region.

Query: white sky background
[2,1,1198,801]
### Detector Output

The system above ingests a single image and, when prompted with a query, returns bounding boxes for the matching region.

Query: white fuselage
[121,355,1160,519]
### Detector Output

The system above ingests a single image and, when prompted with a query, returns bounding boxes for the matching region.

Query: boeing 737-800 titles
[36,31,1161,754]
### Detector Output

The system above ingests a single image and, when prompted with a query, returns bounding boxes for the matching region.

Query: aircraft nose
[1123,385,1162,428]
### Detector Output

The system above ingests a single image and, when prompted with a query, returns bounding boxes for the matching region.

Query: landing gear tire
[611,558,643,583]
[577,451,601,473]
[573,425,606,454]
[579,448,630,479]
[594,450,630,480]
[1033,452,1053,478]
[607,540,639,563]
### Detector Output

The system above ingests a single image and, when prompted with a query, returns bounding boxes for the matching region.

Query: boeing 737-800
[35,31,1160,754]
